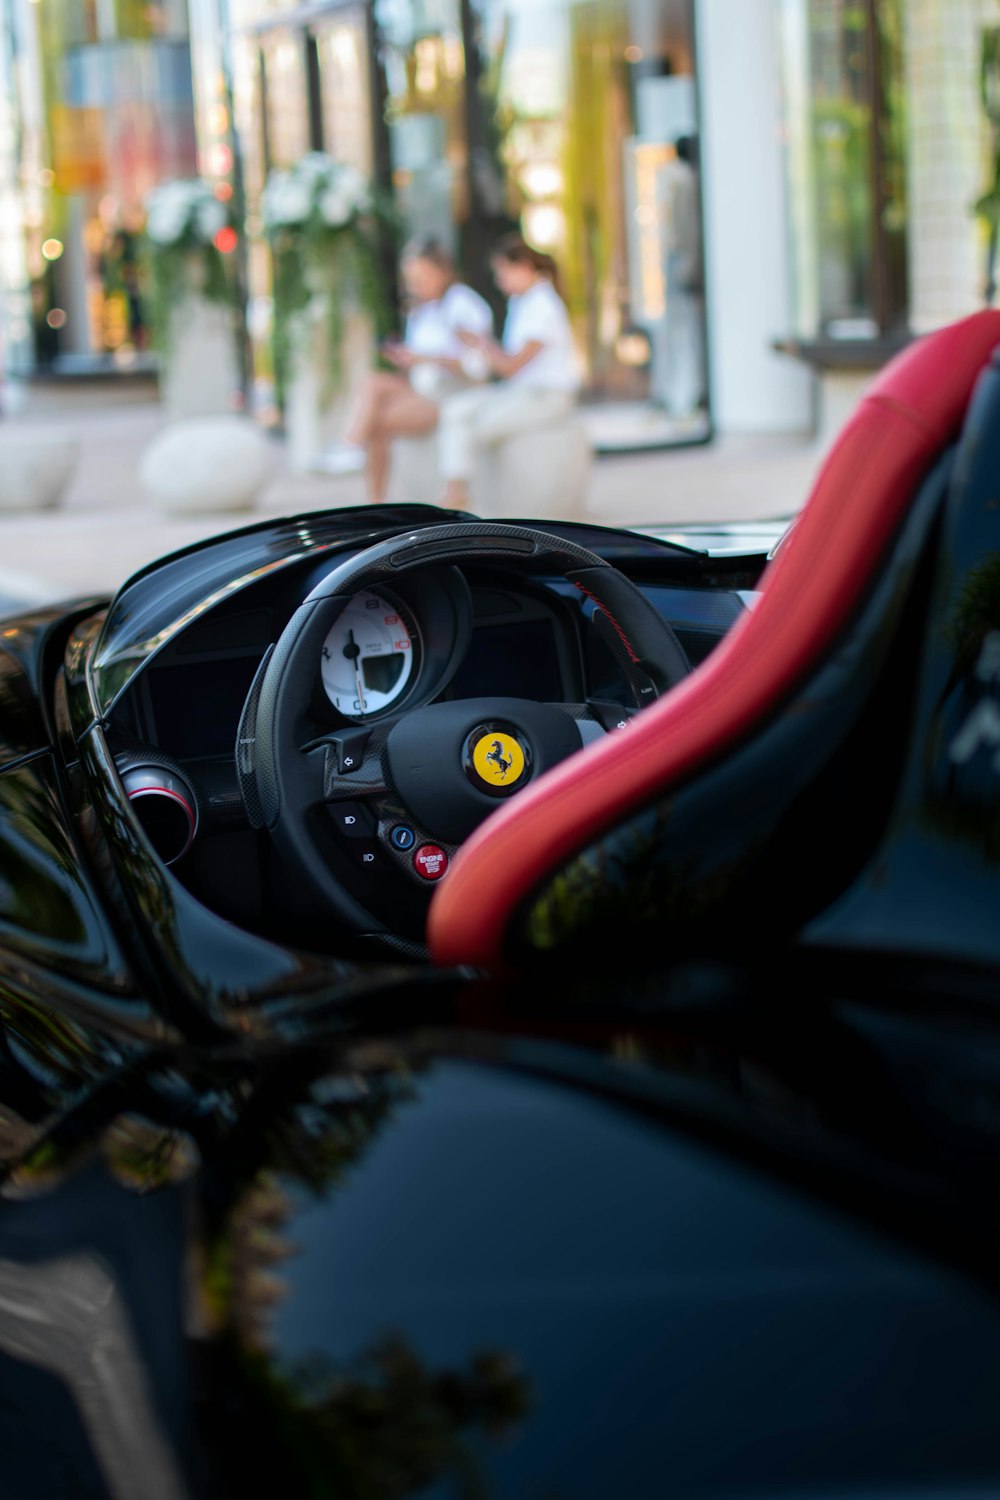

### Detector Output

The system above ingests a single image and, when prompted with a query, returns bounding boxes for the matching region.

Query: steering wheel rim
[240,522,691,947]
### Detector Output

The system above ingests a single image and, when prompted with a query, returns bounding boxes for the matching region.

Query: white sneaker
[316,443,366,475]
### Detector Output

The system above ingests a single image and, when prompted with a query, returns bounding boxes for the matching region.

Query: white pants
[438,385,575,481]
[408,362,469,402]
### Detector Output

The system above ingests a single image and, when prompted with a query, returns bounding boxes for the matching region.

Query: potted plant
[261,153,388,471]
[143,178,242,420]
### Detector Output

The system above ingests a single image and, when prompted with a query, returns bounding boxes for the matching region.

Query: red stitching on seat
[572,581,640,663]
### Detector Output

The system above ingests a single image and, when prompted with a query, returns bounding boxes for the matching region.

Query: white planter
[160,294,240,422]
[284,299,374,473]
[140,416,273,514]
[392,419,593,520]
[0,432,79,511]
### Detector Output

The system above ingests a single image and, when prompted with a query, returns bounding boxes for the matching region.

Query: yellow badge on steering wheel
[472,731,527,790]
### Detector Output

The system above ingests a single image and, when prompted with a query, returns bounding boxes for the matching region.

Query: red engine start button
[413,844,448,881]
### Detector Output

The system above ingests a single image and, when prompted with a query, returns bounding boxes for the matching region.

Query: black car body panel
[0,498,1000,1496]
[3,1023,1000,1500]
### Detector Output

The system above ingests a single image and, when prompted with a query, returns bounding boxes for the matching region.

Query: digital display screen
[361,653,406,694]
[148,657,263,760]
[449,620,562,702]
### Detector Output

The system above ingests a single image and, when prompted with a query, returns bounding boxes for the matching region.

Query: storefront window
[228,0,302,26]
[261,30,311,168]
[11,0,198,371]
[467,0,707,448]
[373,0,470,255]
[221,0,709,448]
[777,0,908,340]
[315,10,374,176]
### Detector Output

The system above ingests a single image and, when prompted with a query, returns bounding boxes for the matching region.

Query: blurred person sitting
[345,238,492,503]
[437,234,581,511]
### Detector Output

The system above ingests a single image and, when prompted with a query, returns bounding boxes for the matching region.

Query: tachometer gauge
[320,590,417,718]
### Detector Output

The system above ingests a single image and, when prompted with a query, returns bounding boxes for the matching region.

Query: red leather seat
[428,311,1000,971]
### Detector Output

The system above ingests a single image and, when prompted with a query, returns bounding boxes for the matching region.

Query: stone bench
[0,432,79,511]
[392,415,593,520]
[140,416,274,514]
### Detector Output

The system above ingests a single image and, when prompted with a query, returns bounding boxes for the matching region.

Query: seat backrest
[428,311,1000,970]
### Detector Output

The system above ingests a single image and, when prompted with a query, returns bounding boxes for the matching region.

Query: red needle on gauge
[343,629,366,713]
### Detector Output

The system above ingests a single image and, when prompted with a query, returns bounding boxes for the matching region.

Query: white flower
[145,178,228,245]
[318,185,353,227]
[260,157,373,232]
[262,171,312,227]
[195,197,226,241]
[149,179,191,208]
[337,164,370,211]
[145,196,189,245]
[297,151,335,184]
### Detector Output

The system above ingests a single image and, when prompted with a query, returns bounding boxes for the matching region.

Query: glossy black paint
[0,600,103,767]
[57,589,443,1029]
[2,473,1000,1498]
[2,1010,1000,1499]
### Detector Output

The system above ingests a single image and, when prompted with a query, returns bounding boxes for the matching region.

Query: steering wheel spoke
[299,727,391,804]
[548,701,638,747]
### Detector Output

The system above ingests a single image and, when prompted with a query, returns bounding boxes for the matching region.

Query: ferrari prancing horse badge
[471,730,527,790]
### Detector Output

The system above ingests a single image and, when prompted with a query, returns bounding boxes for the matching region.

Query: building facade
[3,0,1000,446]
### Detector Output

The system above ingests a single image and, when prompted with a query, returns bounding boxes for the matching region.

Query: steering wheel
[238,522,691,949]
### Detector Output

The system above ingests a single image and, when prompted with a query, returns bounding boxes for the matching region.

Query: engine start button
[413,844,448,881]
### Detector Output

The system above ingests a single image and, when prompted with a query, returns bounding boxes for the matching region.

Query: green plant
[261,154,391,403]
[142,178,238,360]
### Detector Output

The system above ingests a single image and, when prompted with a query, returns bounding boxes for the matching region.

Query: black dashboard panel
[97,512,765,939]
[147,656,265,761]
[447,617,562,701]
[122,569,750,767]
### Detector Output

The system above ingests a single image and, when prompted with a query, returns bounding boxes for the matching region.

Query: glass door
[373,0,470,256]
[468,0,708,449]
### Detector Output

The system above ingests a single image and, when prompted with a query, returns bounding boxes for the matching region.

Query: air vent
[119,762,198,865]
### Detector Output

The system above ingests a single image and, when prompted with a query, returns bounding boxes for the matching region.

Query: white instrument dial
[320,590,416,718]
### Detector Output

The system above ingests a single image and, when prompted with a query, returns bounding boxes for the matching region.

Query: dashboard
[101,516,764,944]
[129,578,571,758]
[126,574,747,764]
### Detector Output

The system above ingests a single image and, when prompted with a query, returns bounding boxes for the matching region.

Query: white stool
[391,433,442,507]
[0,432,78,511]
[140,417,274,514]
[393,416,593,520]
[475,419,593,519]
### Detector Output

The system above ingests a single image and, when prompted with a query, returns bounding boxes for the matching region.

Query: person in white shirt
[438,233,581,510]
[440,235,587,510]
[345,238,492,503]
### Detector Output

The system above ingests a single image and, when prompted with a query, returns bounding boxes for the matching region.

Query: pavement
[0,380,824,607]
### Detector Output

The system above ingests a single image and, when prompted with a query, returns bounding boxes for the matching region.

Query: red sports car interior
[428,308,1000,971]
